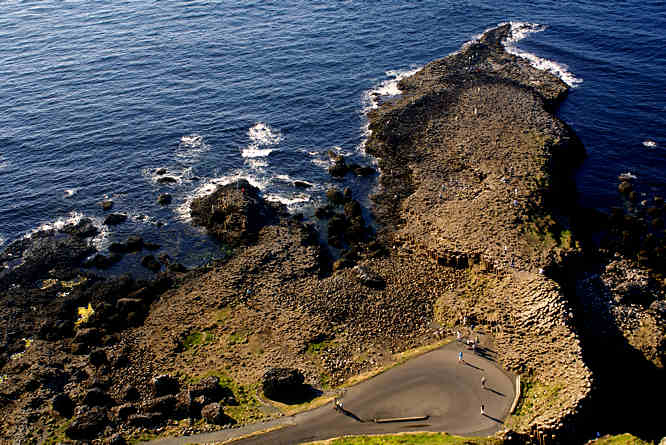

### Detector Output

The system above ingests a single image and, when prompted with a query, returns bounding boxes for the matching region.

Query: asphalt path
[148,340,515,445]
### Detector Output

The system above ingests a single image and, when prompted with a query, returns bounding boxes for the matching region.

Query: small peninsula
[0,24,663,445]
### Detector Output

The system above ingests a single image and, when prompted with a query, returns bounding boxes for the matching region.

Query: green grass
[228,331,249,346]
[182,330,215,350]
[43,418,73,445]
[588,434,653,445]
[307,339,333,354]
[506,377,565,431]
[302,432,504,445]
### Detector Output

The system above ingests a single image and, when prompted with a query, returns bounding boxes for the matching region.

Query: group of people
[457,324,490,417]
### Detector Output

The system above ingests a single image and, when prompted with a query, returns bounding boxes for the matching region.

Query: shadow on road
[464,361,484,371]
[482,413,503,423]
[337,407,365,422]
[485,387,505,397]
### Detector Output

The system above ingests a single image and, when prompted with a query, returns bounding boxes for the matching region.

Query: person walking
[458,351,463,363]
[481,376,486,388]
[481,404,485,416]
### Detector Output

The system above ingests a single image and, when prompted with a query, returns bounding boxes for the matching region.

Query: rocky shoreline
[1,24,664,445]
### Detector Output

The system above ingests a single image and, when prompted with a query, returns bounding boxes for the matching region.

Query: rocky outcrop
[190,180,284,246]
[262,367,306,402]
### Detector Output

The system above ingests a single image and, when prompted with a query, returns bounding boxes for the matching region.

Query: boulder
[82,387,110,407]
[52,393,74,417]
[328,157,349,177]
[326,188,345,206]
[190,376,224,402]
[157,193,172,205]
[121,385,140,402]
[125,236,144,252]
[143,395,177,415]
[344,200,362,219]
[89,348,107,368]
[151,374,179,397]
[141,255,161,272]
[190,180,282,246]
[201,402,228,425]
[100,200,113,211]
[354,265,386,289]
[155,168,167,175]
[74,328,100,347]
[104,213,127,226]
[293,181,312,189]
[156,176,178,184]
[65,407,107,440]
[353,165,376,176]
[262,367,305,401]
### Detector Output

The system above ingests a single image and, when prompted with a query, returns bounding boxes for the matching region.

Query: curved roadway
[148,340,515,445]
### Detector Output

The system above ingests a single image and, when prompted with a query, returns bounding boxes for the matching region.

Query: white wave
[26,212,86,237]
[175,172,269,222]
[265,193,311,206]
[176,133,210,162]
[643,140,658,148]
[363,67,421,111]
[63,188,77,198]
[501,22,583,88]
[241,147,275,158]
[619,172,637,181]
[143,167,190,186]
[245,158,268,169]
[241,122,283,158]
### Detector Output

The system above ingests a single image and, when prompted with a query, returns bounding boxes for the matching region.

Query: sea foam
[241,123,283,158]
[363,67,421,111]
[501,22,583,88]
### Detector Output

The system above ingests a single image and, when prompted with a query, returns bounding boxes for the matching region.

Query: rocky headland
[0,24,664,445]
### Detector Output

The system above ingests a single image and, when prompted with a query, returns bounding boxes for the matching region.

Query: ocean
[1,0,664,270]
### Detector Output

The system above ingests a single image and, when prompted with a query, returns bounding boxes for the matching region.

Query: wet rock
[158,253,171,264]
[353,165,376,176]
[314,206,333,219]
[62,218,100,238]
[618,181,633,195]
[141,255,161,272]
[144,241,161,251]
[293,180,312,189]
[65,406,107,440]
[108,242,128,254]
[125,236,144,252]
[655,196,664,207]
[52,392,74,417]
[344,200,362,219]
[100,200,113,211]
[156,176,178,184]
[190,179,282,246]
[155,168,167,175]
[262,367,305,401]
[328,157,349,177]
[157,193,172,205]
[167,263,187,273]
[151,374,179,397]
[104,213,127,226]
[326,188,345,206]
[84,254,116,269]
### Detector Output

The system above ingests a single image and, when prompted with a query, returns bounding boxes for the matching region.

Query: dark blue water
[1,1,665,267]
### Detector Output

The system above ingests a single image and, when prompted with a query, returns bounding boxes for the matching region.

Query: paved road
[148,340,515,445]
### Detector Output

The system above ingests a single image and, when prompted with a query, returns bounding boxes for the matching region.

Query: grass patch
[43,418,73,445]
[127,431,159,445]
[588,434,653,445]
[228,331,249,346]
[183,331,215,350]
[307,339,333,355]
[302,432,504,445]
[506,377,564,431]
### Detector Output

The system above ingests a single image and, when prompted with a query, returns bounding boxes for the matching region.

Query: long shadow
[484,387,505,397]
[475,347,496,362]
[269,385,323,405]
[338,407,364,422]
[464,361,483,371]
[482,413,503,423]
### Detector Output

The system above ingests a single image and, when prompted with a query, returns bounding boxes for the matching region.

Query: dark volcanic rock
[65,407,107,440]
[328,155,349,177]
[326,188,345,206]
[104,213,127,226]
[354,265,386,289]
[201,402,231,425]
[157,193,172,205]
[293,180,312,189]
[121,385,140,402]
[141,255,161,272]
[89,348,107,367]
[52,393,74,417]
[143,395,177,415]
[125,236,144,252]
[190,179,283,246]
[261,367,305,402]
[151,374,179,397]
[82,387,111,407]
[156,176,178,184]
